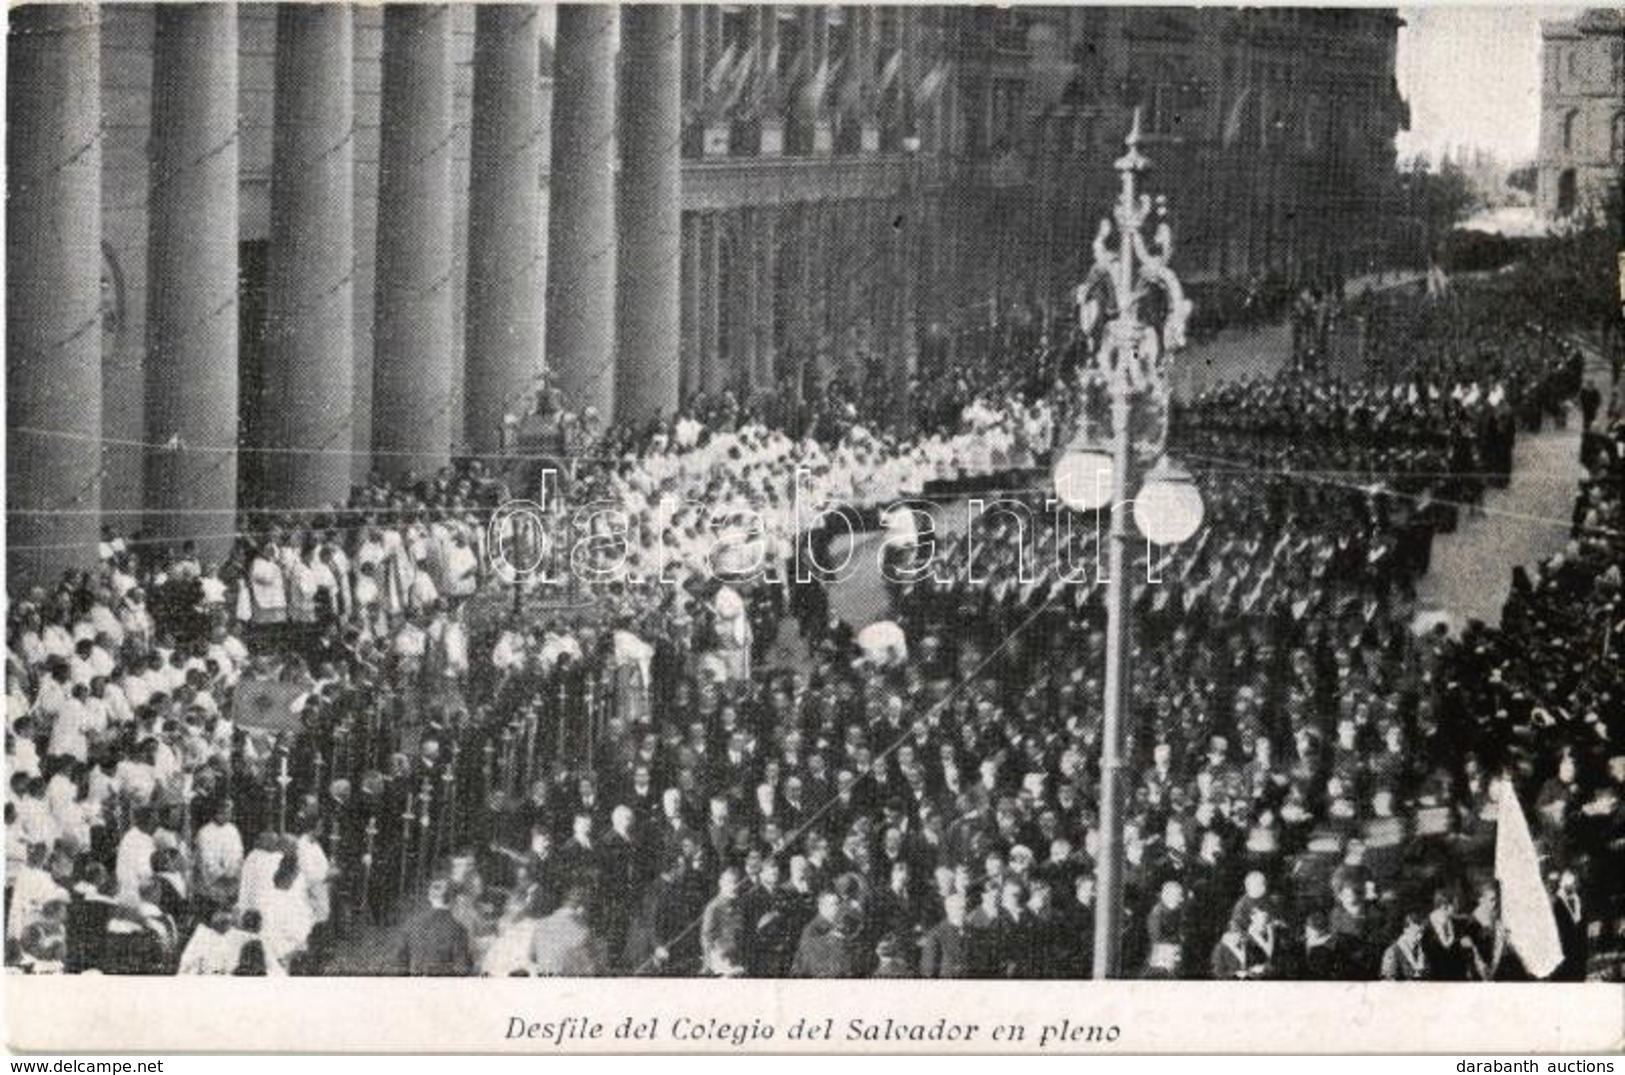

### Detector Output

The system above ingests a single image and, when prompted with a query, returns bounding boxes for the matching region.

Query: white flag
[1222,86,1253,147]
[1493,777,1564,978]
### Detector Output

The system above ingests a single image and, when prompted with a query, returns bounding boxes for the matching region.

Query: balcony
[680,153,913,211]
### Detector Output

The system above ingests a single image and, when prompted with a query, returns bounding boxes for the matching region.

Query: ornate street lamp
[1052,109,1201,979]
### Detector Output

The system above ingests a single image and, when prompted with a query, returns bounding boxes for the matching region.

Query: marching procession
[6,251,1622,981]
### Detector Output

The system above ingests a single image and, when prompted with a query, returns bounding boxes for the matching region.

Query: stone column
[827,209,847,366]
[787,206,812,389]
[756,208,778,386]
[699,213,723,395]
[546,4,617,419]
[6,5,102,581]
[899,157,921,377]
[373,5,454,481]
[145,5,239,553]
[263,5,354,509]
[616,4,682,428]
[737,208,757,392]
[680,212,702,402]
[466,4,543,453]
[809,202,830,379]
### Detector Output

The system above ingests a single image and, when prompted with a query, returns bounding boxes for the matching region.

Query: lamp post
[1053,109,1202,979]
[900,134,923,379]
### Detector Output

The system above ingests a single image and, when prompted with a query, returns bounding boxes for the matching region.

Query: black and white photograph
[3,0,1623,1057]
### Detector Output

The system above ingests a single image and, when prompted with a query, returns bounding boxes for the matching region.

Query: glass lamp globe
[1134,459,1204,545]
[1053,449,1116,512]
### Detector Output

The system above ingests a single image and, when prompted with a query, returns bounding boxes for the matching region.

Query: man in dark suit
[598,805,644,966]
[653,788,698,868]
[556,813,601,893]
[1295,913,1342,980]
[1057,874,1096,978]
[919,891,972,978]
[790,891,861,977]
[620,763,661,828]
[1579,381,1602,430]
[624,853,705,975]
[1420,889,1472,981]
[740,857,793,976]
[392,877,473,975]
[994,878,1039,978]
[1551,869,1589,982]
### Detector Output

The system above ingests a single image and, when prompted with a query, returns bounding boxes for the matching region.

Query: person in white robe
[258,855,314,974]
[443,531,479,599]
[295,828,332,928]
[241,548,288,626]
[115,811,159,901]
[176,911,247,975]
[712,587,752,682]
[195,800,245,907]
[237,835,287,915]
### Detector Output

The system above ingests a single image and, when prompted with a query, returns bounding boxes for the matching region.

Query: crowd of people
[5,269,1621,982]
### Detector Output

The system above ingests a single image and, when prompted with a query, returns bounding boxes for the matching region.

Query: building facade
[7,4,1409,581]
[1536,8,1625,221]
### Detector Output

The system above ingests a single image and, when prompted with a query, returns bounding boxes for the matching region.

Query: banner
[232,677,305,734]
[1492,776,1565,978]
[1222,87,1253,147]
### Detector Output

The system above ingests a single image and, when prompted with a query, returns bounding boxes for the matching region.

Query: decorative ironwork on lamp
[1051,107,1203,980]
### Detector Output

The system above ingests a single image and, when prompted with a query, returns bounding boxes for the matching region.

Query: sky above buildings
[1396,5,1579,166]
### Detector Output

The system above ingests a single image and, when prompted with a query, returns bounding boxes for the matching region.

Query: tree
[1505,163,1538,197]
[1424,158,1479,233]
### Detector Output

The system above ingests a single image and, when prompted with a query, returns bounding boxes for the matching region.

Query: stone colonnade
[5,3,937,580]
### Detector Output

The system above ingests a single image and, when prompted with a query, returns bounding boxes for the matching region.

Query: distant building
[1536,9,1625,220]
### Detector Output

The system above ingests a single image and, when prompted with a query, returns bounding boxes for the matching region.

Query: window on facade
[1148,82,1182,135]
[1614,112,1625,162]
[993,10,1027,53]
[990,79,1024,152]
[778,16,801,82]
[1557,168,1577,216]
[1562,110,1579,153]
[720,6,747,53]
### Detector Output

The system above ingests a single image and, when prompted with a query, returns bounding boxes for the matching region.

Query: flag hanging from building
[915,60,949,106]
[717,43,758,117]
[801,54,831,115]
[774,38,807,113]
[878,48,902,96]
[836,52,865,117]
[763,37,781,89]
[1493,776,1565,979]
[706,41,740,97]
[1222,87,1253,147]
